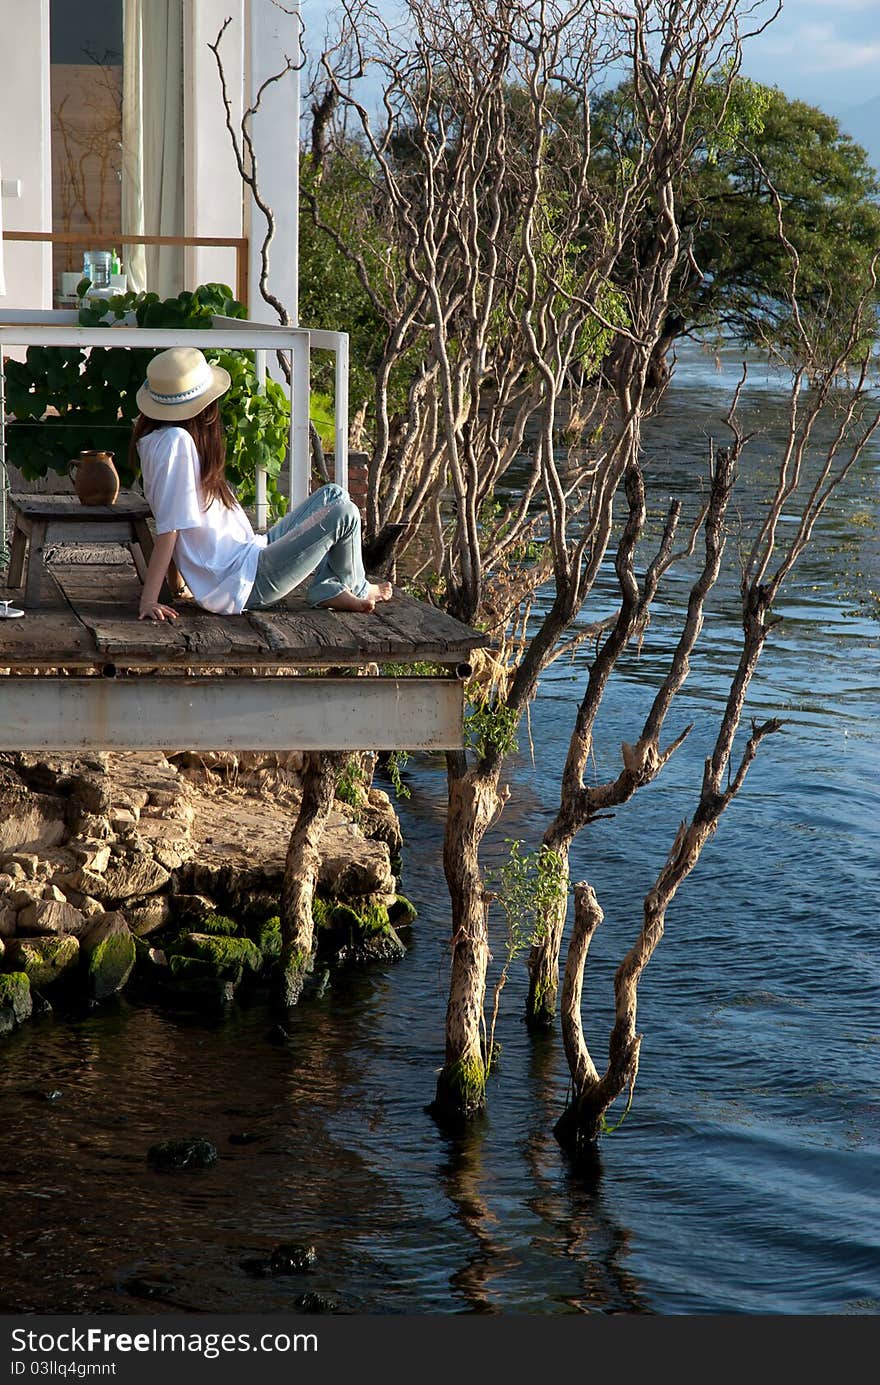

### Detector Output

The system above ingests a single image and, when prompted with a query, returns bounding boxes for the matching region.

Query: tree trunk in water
[277,750,342,1007]
[432,754,502,1121]
[555,883,645,1158]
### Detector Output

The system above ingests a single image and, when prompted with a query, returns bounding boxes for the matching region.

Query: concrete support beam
[0,677,464,752]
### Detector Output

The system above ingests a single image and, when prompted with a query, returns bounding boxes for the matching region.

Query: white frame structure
[0,309,350,542]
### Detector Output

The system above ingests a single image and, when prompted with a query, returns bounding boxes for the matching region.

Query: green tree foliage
[301,80,880,405]
[591,81,880,365]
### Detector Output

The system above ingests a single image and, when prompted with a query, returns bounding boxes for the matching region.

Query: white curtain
[122,0,184,299]
[0,161,6,296]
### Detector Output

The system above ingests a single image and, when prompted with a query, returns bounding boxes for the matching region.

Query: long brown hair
[130,402,237,510]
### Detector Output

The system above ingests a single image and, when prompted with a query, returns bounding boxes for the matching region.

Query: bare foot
[318,582,392,613]
[319,589,376,613]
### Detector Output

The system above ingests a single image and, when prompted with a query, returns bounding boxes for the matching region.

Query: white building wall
[0,0,301,318]
[184,0,246,298]
[0,0,52,309]
[246,0,300,324]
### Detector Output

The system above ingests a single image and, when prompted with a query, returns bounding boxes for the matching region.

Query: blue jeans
[245,484,370,610]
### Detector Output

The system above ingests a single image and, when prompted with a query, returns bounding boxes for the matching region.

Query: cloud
[753,21,880,73]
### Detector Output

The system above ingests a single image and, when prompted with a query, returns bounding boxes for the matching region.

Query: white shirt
[137,426,266,614]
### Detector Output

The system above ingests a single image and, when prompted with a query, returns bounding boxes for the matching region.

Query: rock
[67,810,112,840]
[317,899,406,967]
[7,853,40,880]
[67,773,112,818]
[0,768,67,854]
[17,898,87,938]
[294,1292,339,1314]
[269,1244,317,1274]
[175,933,262,977]
[60,891,105,920]
[318,826,395,897]
[67,856,170,903]
[126,895,172,937]
[110,809,139,829]
[0,903,16,938]
[80,912,136,1000]
[388,894,418,926]
[150,838,195,872]
[228,1132,261,1145]
[166,955,239,1005]
[4,935,80,989]
[169,894,218,925]
[147,1137,218,1171]
[69,842,112,874]
[41,884,68,903]
[0,971,32,1035]
[8,888,38,911]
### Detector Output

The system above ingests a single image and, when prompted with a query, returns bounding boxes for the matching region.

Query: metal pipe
[255,348,268,529]
[334,332,349,492]
[291,332,310,505]
[0,347,7,568]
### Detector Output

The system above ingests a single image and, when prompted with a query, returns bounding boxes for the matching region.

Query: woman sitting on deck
[130,346,391,623]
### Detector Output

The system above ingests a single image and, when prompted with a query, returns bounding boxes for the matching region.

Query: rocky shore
[0,750,415,1036]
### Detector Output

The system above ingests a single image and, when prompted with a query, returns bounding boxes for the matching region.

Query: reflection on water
[1,351,878,1314]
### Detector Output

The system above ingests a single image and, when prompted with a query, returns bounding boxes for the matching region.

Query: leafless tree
[313,0,808,1122]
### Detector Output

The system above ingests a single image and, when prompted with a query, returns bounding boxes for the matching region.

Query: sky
[299,0,880,160]
[736,0,880,117]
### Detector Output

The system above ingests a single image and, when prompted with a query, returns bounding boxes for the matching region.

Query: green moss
[311,896,331,930]
[438,1055,487,1117]
[387,894,418,926]
[198,913,240,937]
[251,915,282,959]
[5,935,80,989]
[275,942,313,1008]
[526,976,557,1030]
[177,933,262,976]
[328,900,392,938]
[87,929,135,1000]
[0,971,32,1025]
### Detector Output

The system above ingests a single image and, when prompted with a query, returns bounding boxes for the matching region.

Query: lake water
[1,345,878,1316]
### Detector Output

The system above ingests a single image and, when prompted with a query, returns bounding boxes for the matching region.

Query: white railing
[0,310,350,547]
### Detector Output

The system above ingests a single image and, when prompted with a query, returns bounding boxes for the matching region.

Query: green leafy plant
[483,841,567,1068]
[2,284,295,517]
[464,694,520,760]
[335,756,367,810]
[386,750,411,800]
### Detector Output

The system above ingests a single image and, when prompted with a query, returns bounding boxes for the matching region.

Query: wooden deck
[0,559,484,670]
[0,559,487,752]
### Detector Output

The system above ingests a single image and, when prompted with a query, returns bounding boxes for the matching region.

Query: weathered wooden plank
[0,676,465,751]
[1,557,487,671]
[10,491,151,519]
[0,605,97,664]
[373,596,486,661]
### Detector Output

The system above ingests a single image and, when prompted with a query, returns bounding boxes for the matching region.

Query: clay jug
[70,450,120,506]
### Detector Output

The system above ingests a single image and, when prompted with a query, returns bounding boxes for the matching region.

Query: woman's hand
[138,530,181,622]
[139,599,179,622]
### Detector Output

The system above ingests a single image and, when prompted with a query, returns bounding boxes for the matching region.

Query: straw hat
[136,346,231,421]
